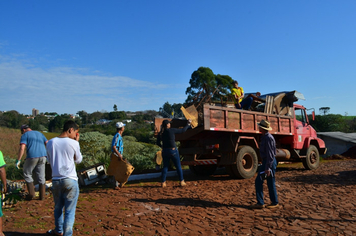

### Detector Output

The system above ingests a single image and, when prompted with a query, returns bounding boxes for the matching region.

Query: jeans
[23,156,46,184]
[161,148,184,182]
[52,178,80,236]
[255,158,278,205]
[235,97,253,110]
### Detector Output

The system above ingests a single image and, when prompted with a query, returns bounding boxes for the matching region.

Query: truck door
[293,107,311,149]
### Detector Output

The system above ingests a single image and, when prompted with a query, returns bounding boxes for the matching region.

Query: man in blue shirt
[110,122,125,190]
[251,120,279,209]
[17,124,47,200]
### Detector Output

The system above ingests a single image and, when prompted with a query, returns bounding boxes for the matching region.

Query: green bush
[78,132,112,169]
[4,156,23,180]
[77,132,160,173]
[123,136,160,172]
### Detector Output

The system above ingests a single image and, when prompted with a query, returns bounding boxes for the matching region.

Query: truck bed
[173,104,294,141]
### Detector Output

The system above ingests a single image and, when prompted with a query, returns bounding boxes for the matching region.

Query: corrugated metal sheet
[318,132,356,144]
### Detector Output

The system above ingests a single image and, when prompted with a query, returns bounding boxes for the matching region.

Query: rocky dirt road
[3,160,356,235]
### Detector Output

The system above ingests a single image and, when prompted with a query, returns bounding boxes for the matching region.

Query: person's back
[47,137,82,180]
[20,130,47,158]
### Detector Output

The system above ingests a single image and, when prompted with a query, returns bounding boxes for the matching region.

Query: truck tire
[302,145,320,170]
[231,146,258,179]
[189,165,217,176]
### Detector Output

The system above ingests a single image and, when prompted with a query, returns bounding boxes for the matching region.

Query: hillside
[0,127,21,159]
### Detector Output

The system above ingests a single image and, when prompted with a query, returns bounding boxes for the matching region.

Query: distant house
[126,113,137,117]
[122,119,132,123]
[318,132,356,157]
[96,119,112,125]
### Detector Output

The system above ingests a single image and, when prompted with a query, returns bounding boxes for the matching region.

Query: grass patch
[43,132,60,140]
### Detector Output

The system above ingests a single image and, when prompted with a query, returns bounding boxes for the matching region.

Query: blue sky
[0,1,355,115]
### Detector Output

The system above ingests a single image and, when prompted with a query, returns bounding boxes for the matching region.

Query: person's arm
[16,144,26,169]
[113,136,124,161]
[113,145,123,161]
[74,142,83,164]
[73,133,80,161]
[264,136,276,175]
[172,120,192,134]
[240,92,245,99]
[0,167,7,194]
[171,125,189,134]
[156,133,162,147]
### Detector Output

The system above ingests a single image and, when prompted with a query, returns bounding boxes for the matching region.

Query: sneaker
[113,186,120,190]
[47,229,63,235]
[161,182,167,188]
[180,180,186,187]
[266,204,279,209]
[250,204,265,209]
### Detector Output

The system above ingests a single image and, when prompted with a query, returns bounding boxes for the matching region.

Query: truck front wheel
[231,146,258,179]
[302,145,320,170]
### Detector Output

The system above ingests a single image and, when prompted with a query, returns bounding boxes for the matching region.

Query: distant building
[96,119,112,125]
[126,112,137,117]
[32,108,39,117]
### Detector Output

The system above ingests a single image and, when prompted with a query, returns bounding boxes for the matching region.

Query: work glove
[16,160,20,169]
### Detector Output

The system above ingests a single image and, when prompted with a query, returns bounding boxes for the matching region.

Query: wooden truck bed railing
[202,104,293,135]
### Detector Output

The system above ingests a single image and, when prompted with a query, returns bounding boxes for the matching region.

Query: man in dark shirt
[251,119,279,209]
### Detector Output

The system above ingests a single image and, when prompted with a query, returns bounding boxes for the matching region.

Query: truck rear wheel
[302,145,320,170]
[189,165,217,176]
[231,146,258,179]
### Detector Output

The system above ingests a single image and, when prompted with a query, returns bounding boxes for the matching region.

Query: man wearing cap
[111,122,126,189]
[17,124,48,200]
[251,119,279,209]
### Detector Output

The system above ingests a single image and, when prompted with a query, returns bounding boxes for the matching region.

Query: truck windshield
[295,108,307,124]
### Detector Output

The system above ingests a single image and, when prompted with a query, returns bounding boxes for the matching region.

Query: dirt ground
[3,159,356,236]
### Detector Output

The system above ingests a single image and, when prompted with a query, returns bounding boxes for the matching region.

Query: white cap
[116,122,126,128]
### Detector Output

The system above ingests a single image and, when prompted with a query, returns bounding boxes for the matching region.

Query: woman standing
[156,119,191,187]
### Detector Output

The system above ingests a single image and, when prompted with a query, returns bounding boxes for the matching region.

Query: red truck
[155,91,327,179]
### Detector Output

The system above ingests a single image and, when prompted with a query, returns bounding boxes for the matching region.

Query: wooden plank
[210,109,225,128]
[181,105,199,128]
[227,110,241,129]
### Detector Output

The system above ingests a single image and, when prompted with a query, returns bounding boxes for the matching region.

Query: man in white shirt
[46,120,83,236]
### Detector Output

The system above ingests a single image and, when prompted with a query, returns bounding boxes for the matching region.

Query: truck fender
[304,137,326,149]
[235,136,259,152]
[304,137,327,155]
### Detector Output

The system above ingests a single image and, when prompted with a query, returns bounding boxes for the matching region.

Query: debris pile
[326,145,356,160]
